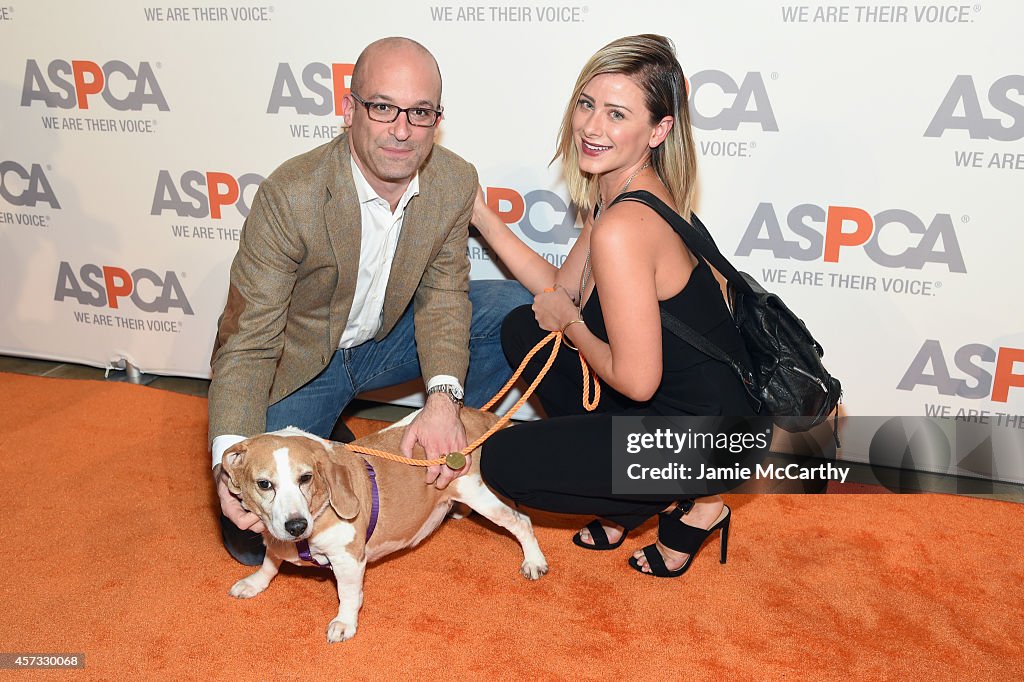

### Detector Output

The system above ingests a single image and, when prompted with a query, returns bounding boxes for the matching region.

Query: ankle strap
[666,499,696,521]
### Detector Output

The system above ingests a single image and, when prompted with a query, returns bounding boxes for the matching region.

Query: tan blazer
[208,133,476,444]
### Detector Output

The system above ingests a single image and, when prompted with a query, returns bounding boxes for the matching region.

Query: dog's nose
[284,518,308,537]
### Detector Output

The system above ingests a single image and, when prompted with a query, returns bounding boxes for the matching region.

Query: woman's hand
[471,185,494,233]
[532,286,578,332]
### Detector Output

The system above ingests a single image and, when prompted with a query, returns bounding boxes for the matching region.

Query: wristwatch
[426,383,464,407]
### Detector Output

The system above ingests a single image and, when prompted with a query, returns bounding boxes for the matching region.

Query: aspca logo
[687,71,778,132]
[897,340,1024,403]
[482,186,580,245]
[924,75,1024,141]
[0,161,60,208]
[21,59,169,111]
[267,62,354,115]
[736,203,966,273]
[151,171,264,220]
[54,262,194,315]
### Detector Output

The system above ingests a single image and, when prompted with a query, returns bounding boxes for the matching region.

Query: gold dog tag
[445,452,466,470]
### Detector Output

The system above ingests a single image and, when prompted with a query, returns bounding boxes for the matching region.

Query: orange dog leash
[345,330,600,469]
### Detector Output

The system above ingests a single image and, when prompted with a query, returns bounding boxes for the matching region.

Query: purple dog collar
[295,459,379,566]
[296,538,327,566]
[363,459,380,542]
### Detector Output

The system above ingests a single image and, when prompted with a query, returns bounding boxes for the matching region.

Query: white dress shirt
[340,157,417,346]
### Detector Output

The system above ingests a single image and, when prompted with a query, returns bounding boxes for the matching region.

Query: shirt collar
[350,156,420,214]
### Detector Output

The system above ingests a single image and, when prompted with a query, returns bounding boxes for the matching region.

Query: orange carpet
[0,372,1021,680]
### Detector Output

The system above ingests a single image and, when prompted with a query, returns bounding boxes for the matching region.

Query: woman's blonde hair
[553,34,697,218]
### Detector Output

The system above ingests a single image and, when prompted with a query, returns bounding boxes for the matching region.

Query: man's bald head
[351,37,442,105]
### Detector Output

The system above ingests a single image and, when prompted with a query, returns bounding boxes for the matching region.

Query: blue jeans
[222,279,532,564]
[264,279,532,435]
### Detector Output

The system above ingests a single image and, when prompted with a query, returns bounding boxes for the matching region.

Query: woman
[473,34,762,578]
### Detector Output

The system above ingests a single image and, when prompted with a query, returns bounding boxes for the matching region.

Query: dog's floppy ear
[316,453,361,520]
[221,441,248,496]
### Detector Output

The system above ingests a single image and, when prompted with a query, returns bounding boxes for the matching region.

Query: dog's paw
[520,559,549,580]
[229,577,267,599]
[326,618,357,643]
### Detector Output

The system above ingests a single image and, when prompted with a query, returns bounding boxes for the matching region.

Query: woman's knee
[469,280,532,338]
[500,303,542,366]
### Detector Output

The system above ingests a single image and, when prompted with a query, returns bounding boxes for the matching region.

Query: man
[209,37,529,565]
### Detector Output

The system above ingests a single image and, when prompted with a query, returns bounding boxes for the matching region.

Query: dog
[221,408,547,643]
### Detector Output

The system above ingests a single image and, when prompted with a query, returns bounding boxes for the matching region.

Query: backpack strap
[659,309,761,411]
[609,190,755,296]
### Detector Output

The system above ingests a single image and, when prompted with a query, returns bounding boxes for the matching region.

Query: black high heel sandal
[628,501,730,578]
[572,520,628,551]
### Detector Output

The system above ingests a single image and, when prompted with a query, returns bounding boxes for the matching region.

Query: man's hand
[400,394,468,490]
[213,463,267,533]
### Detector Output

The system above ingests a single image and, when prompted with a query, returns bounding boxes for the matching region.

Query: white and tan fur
[221,408,546,643]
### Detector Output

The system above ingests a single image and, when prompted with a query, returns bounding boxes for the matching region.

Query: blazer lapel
[322,135,362,343]
[380,189,441,334]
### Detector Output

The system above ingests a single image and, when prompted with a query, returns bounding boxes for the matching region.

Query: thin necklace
[594,160,650,220]
[578,161,650,314]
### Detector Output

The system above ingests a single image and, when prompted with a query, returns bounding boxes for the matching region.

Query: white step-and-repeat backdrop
[2,1,1022,476]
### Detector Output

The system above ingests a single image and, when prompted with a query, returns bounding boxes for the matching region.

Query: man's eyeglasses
[349,92,442,127]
